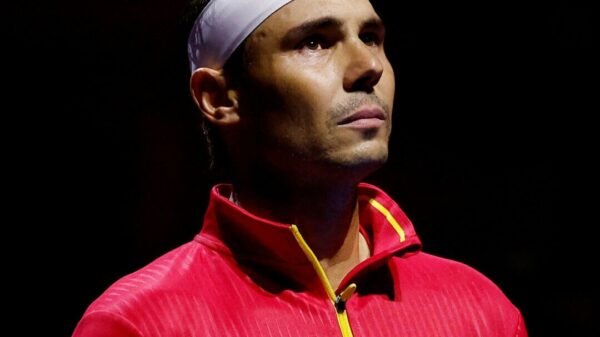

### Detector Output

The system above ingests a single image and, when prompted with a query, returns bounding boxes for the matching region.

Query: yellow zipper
[290,224,355,337]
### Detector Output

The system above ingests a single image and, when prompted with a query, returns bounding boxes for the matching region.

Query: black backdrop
[11,1,595,336]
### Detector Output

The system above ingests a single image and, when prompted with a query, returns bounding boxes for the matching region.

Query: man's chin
[332,150,389,177]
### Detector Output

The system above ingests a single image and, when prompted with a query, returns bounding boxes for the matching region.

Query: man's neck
[233,177,370,289]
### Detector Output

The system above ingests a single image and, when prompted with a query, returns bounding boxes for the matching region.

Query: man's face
[238,0,395,180]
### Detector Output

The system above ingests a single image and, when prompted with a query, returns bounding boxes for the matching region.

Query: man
[73,0,527,336]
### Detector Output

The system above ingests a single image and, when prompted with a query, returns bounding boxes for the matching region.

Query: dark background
[10,1,595,336]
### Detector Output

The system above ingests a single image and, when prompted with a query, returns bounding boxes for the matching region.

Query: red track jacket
[73,183,527,337]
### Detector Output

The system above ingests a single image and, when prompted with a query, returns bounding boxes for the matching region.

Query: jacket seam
[194,234,234,257]
[85,310,144,337]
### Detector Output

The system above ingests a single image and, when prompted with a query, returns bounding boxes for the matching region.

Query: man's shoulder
[387,251,525,334]
[80,239,226,317]
[73,239,236,336]
[390,251,518,309]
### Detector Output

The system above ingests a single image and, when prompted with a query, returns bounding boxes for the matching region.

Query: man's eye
[299,36,325,50]
[360,32,380,46]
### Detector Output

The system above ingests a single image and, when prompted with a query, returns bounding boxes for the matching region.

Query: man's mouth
[337,106,386,129]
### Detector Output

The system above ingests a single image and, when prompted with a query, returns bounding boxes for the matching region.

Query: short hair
[181,0,249,180]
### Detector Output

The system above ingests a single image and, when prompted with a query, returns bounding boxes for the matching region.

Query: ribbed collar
[195,183,422,295]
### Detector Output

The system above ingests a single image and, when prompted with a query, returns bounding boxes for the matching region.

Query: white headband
[188,0,293,71]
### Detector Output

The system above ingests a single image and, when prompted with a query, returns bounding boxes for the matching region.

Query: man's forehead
[258,0,379,35]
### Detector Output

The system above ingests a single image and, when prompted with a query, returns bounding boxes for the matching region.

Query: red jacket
[73,183,527,337]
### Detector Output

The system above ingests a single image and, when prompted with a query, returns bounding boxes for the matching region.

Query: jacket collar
[195,183,422,294]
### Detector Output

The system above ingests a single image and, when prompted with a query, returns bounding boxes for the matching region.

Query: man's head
[189,0,395,185]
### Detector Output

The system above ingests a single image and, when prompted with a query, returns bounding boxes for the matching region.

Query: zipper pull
[335,283,357,312]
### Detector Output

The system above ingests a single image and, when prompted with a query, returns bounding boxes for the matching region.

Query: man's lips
[337,107,387,129]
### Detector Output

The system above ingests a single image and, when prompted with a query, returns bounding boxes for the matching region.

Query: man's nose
[342,38,384,93]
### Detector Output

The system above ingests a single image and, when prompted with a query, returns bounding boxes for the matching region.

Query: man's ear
[190,68,240,125]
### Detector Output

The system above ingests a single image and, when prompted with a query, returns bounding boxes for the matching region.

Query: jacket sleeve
[72,311,143,337]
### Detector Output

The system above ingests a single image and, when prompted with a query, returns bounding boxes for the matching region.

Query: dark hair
[180,0,249,180]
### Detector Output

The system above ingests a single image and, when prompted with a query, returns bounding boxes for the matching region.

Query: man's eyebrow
[282,16,343,42]
[281,16,386,44]
[361,17,386,33]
